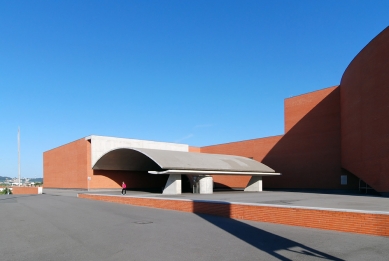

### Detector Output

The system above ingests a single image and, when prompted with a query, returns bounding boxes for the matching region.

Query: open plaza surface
[89,189,389,213]
[1,190,388,261]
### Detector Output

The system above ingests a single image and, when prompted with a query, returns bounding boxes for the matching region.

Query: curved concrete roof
[93,147,275,173]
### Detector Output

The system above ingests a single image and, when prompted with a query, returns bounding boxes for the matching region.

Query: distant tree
[0,187,12,195]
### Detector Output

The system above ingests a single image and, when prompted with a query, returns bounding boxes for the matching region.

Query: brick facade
[340,26,389,194]
[44,138,168,190]
[203,87,359,190]
[12,187,42,194]
[44,27,389,194]
[188,146,201,153]
[79,194,389,237]
[44,138,89,189]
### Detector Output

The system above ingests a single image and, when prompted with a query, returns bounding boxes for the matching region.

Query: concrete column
[244,176,262,192]
[199,175,213,194]
[162,174,182,195]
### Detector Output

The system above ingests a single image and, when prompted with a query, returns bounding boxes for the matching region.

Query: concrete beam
[244,176,262,192]
[162,174,182,195]
[149,169,280,176]
[88,135,189,168]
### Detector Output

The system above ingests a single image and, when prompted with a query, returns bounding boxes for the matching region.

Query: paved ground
[1,190,388,261]
[74,189,389,213]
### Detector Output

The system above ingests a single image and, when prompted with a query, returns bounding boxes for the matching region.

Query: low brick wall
[78,194,389,237]
[12,187,43,195]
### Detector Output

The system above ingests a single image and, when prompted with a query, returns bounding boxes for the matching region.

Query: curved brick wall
[340,26,389,194]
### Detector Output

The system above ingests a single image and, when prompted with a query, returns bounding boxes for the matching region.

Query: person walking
[121,181,127,195]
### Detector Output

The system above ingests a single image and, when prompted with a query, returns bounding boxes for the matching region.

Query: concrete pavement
[83,189,389,213]
[1,190,388,261]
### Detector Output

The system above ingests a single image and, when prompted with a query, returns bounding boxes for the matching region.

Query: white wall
[86,135,189,167]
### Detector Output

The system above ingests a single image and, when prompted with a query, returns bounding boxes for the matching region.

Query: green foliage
[0,187,12,195]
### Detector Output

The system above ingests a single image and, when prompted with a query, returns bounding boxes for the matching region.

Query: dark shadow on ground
[193,201,344,261]
[124,188,164,193]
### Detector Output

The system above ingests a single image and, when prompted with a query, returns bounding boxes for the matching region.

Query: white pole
[18,127,21,187]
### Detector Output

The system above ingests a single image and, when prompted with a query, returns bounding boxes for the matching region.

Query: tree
[0,187,12,195]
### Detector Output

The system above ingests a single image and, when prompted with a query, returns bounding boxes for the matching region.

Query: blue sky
[0,0,388,178]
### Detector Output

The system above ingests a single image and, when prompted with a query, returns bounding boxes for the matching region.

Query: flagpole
[18,127,21,186]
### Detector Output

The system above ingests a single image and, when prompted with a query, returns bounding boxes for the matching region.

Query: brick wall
[43,138,89,189]
[189,146,201,153]
[44,138,169,190]
[90,170,168,190]
[202,135,282,188]
[202,87,359,190]
[263,86,350,189]
[12,187,42,194]
[340,26,389,194]
[79,194,389,237]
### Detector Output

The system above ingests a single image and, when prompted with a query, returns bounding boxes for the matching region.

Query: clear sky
[0,1,388,178]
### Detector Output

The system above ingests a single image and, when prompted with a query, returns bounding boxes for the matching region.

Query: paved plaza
[1,189,389,260]
[74,189,389,213]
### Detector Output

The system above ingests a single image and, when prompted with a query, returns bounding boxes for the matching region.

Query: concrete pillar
[162,174,182,195]
[199,175,213,194]
[244,176,262,192]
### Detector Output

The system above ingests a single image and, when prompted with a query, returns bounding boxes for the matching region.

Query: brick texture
[202,135,282,188]
[203,87,359,190]
[44,138,169,190]
[12,187,41,194]
[44,138,89,189]
[90,170,168,190]
[340,26,389,194]
[189,146,201,153]
[79,194,389,237]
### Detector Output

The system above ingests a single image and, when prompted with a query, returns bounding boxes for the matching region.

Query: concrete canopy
[93,147,278,175]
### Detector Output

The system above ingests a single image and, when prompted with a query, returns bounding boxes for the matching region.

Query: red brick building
[44,27,389,196]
